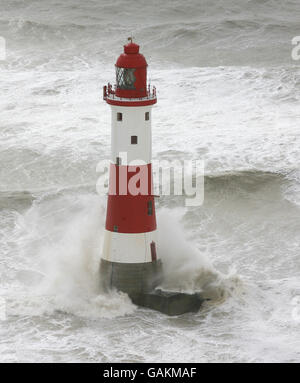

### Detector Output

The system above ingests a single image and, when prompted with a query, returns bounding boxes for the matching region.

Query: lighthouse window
[113,225,118,232]
[147,200,153,216]
[116,157,121,166]
[145,112,149,121]
[131,135,138,144]
[116,67,136,90]
[117,112,122,121]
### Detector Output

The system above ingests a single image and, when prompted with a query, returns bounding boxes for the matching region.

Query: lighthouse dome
[124,42,139,54]
[115,42,148,68]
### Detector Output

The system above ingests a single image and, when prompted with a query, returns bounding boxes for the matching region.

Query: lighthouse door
[150,241,157,262]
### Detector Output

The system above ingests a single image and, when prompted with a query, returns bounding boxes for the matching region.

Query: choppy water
[0,0,300,362]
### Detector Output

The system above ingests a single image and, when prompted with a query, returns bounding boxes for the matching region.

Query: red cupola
[115,42,148,98]
[103,39,157,107]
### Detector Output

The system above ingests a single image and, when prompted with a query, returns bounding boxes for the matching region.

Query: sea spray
[8,192,236,319]
[9,192,136,319]
[158,209,242,302]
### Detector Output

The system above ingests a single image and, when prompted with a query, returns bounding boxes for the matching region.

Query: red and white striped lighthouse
[100,40,162,299]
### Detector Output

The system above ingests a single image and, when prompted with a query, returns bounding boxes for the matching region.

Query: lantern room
[103,40,157,107]
[115,41,148,98]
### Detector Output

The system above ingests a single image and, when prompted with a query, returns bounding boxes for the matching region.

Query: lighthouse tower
[100,40,162,300]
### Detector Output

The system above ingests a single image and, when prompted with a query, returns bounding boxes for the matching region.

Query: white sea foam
[5,193,233,321]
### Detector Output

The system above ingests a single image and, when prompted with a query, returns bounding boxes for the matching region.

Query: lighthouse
[100,40,203,315]
[100,39,162,299]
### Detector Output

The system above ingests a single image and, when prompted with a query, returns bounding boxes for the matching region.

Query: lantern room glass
[116,67,136,89]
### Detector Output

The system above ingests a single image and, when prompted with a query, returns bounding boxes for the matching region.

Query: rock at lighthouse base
[100,259,204,315]
[131,289,204,316]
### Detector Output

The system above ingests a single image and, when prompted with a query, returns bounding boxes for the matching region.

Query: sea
[0,0,300,362]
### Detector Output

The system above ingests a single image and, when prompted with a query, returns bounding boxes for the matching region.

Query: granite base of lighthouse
[100,259,204,316]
